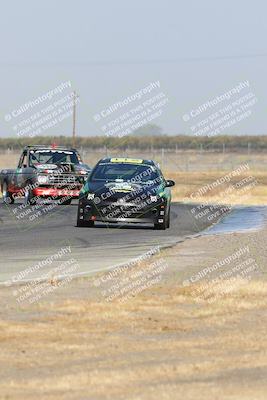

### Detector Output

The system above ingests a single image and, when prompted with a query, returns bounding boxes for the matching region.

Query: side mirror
[165,179,175,187]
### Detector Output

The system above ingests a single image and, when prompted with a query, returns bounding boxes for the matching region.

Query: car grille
[97,203,155,219]
[49,174,77,185]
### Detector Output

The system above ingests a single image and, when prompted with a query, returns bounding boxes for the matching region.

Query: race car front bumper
[33,187,81,198]
[77,199,167,225]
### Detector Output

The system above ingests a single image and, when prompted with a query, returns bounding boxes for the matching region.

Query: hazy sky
[0,0,266,137]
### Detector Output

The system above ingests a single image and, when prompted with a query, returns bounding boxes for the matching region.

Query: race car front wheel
[2,182,14,204]
[60,198,72,205]
[154,220,167,230]
[24,188,37,205]
[154,207,170,230]
[77,219,94,227]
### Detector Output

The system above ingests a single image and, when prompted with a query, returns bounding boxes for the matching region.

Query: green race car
[77,157,175,230]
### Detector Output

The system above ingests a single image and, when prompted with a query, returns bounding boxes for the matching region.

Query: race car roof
[24,145,77,152]
[100,157,155,165]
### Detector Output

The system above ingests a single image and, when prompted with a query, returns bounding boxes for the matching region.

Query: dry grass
[1,279,267,400]
[166,170,267,205]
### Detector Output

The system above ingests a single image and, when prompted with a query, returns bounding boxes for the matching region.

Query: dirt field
[0,224,267,399]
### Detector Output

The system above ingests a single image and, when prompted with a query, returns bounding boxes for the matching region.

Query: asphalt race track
[0,201,227,283]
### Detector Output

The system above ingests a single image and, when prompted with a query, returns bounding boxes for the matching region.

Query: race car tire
[154,205,170,230]
[166,207,170,228]
[60,198,72,205]
[154,213,169,230]
[2,182,14,204]
[24,188,37,205]
[154,221,167,230]
[76,219,95,227]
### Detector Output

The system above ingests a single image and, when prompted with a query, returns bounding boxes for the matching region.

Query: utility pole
[72,91,77,148]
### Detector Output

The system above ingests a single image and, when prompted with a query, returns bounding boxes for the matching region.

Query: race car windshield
[29,150,79,165]
[91,163,161,183]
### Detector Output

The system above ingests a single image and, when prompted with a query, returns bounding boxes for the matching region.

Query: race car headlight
[37,175,49,184]
[87,193,95,200]
[150,195,158,202]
